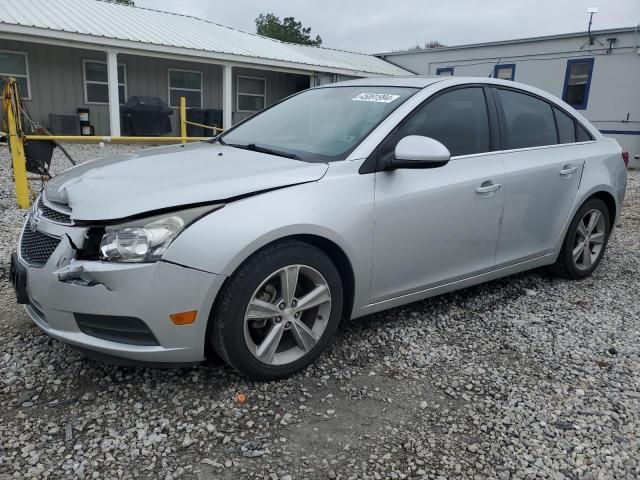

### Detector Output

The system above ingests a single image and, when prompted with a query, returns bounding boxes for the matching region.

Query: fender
[164,161,376,314]
[550,138,626,257]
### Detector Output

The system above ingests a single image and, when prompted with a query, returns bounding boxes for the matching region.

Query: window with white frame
[83,60,127,104]
[0,50,30,99]
[168,69,202,108]
[237,76,266,112]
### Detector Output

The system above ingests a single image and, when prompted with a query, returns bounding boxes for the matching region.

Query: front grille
[20,226,61,267]
[74,314,160,346]
[38,196,72,224]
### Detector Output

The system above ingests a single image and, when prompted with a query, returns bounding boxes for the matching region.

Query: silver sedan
[11,77,628,380]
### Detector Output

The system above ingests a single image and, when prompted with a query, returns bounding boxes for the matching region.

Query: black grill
[20,226,61,267]
[38,196,72,224]
[74,314,160,346]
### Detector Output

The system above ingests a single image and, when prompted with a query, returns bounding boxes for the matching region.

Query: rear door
[493,87,586,266]
[370,86,506,302]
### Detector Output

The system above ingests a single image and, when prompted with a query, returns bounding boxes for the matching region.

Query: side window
[396,87,490,157]
[497,89,558,149]
[553,107,576,144]
[577,123,593,142]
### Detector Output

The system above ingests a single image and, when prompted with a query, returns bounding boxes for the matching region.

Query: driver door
[370,86,506,302]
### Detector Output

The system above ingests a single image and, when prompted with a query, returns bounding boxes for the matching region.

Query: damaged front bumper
[14,217,225,364]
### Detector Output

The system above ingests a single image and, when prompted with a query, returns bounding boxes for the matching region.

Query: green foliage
[255,13,322,46]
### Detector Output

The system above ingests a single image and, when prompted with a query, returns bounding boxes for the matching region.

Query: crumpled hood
[45,142,328,221]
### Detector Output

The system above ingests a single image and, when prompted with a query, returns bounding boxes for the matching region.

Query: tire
[209,240,343,380]
[551,198,611,280]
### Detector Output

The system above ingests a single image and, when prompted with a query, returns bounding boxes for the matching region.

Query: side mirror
[387,135,451,170]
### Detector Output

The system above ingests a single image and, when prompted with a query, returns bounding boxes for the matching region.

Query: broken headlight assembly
[99,204,223,263]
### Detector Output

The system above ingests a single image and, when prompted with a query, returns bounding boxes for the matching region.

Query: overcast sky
[135,0,640,54]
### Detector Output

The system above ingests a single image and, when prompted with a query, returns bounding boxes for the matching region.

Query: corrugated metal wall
[120,54,224,135]
[232,67,310,124]
[3,39,108,132]
[3,40,310,135]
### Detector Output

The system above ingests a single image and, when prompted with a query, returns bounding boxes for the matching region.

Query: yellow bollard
[4,81,30,209]
[180,96,187,144]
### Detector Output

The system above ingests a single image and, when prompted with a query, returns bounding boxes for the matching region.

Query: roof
[0,0,409,77]
[325,76,444,88]
[377,26,639,56]
[327,75,556,91]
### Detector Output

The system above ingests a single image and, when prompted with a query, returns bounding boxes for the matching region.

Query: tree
[398,40,446,52]
[256,14,322,46]
[104,0,135,5]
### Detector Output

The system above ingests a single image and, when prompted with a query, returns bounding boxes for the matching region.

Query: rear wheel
[209,240,343,380]
[551,198,611,279]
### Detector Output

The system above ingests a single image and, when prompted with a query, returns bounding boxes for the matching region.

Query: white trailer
[378,26,640,168]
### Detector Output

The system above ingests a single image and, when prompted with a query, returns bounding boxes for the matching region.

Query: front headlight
[99,204,223,263]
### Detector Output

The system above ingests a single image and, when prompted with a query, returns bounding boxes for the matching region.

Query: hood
[45,142,328,221]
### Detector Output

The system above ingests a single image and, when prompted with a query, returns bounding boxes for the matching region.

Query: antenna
[587,7,598,45]
[488,57,503,77]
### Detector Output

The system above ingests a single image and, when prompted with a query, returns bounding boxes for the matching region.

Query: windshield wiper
[225,143,300,160]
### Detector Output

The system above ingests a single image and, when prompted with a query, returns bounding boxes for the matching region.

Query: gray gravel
[1,144,639,479]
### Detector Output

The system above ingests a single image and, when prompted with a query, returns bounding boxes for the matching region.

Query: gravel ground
[0,144,639,479]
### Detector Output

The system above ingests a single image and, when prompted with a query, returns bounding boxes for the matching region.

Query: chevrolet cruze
[10,77,628,380]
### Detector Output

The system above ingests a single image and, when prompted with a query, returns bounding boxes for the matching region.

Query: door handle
[476,182,501,194]
[559,165,578,176]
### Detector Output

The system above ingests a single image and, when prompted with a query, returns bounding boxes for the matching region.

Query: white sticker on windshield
[352,93,401,103]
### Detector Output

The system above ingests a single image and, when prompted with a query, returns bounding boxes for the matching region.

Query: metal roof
[376,26,639,57]
[0,0,409,76]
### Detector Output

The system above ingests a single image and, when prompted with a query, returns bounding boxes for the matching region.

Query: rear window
[577,123,593,142]
[553,107,576,144]
[497,89,558,149]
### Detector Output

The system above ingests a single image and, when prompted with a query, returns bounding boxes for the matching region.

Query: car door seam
[493,157,508,264]
[367,171,378,305]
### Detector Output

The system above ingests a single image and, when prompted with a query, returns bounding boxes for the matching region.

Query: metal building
[377,27,640,167]
[0,0,407,136]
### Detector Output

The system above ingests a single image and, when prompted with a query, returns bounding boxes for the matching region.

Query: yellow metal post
[180,96,187,144]
[3,80,30,209]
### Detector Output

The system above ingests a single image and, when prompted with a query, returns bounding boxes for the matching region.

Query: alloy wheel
[572,209,606,270]
[243,265,332,366]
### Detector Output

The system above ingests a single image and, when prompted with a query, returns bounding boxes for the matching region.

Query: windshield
[220,86,419,162]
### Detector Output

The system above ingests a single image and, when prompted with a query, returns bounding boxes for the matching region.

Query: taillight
[622,150,629,168]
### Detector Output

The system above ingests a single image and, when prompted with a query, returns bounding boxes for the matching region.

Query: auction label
[352,93,401,103]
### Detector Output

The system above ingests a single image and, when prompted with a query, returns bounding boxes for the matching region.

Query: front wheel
[209,240,343,380]
[551,198,611,280]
